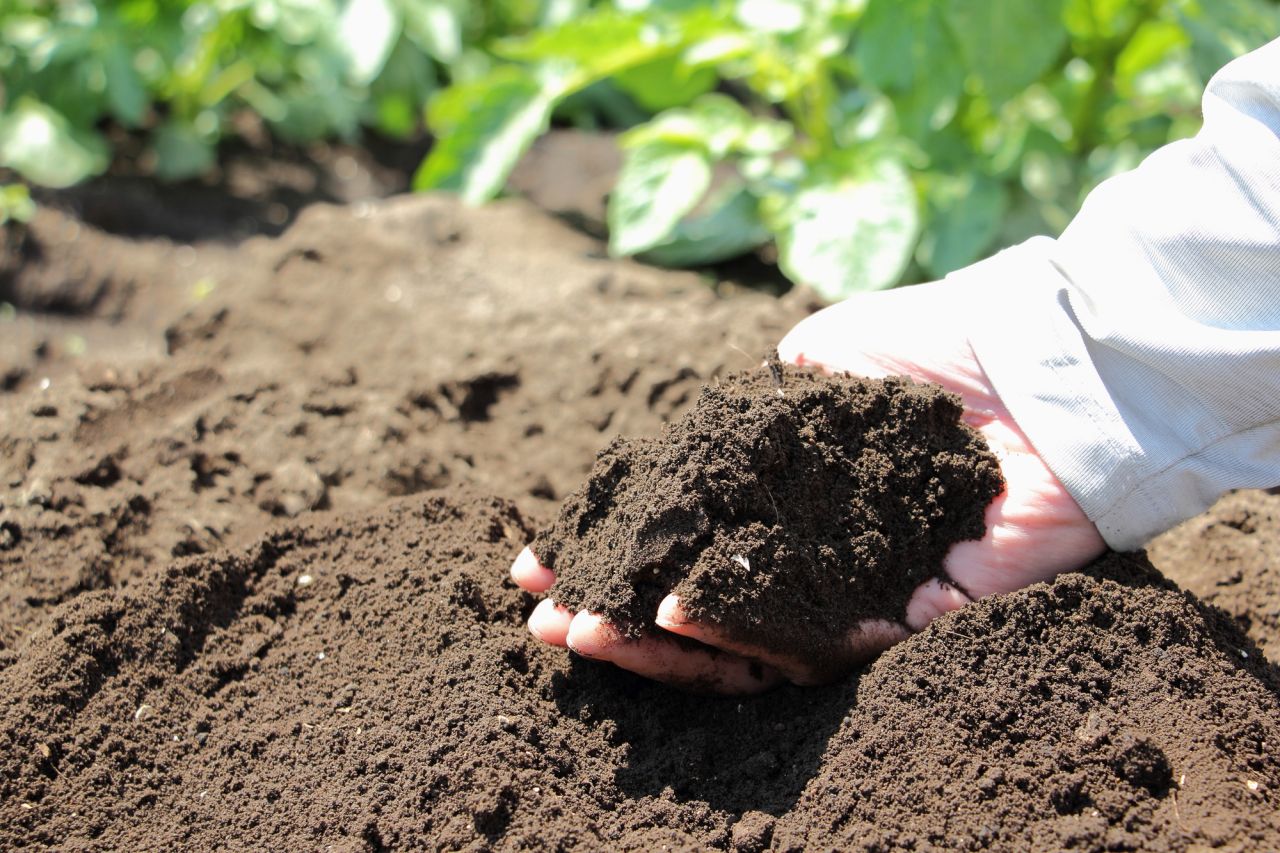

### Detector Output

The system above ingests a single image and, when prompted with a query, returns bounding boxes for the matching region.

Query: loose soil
[1,148,1278,849]
[535,362,1003,660]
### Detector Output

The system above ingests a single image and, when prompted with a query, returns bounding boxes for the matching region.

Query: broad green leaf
[854,0,963,136]
[769,155,920,300]
[946,0,1068,105]
[641,183,770,267]
[153,120,215,181]
[340,0,401,85]
[614,56,718,113]
[398,0,463,64]
[608,140,713,256]
[623,94,751,155]
[917,173,1006,278]
[415,68,563,205]
[103,43,147,126]
[623,95,790,160]
[496,11,684,85]
[1063,0,1137,40]
[0,99,108,187]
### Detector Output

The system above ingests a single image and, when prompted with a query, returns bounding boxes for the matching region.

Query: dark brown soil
[1,158,1278,849]
[535,362,1003,659]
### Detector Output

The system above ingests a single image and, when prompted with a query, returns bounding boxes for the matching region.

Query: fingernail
[566,612,613,658]
[654,594,685,629]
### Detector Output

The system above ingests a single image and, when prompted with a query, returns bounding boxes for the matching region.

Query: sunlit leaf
[496,10,683,84]
[614,56,717,113]
[103,43,147,126]
[946,0,1068,105]
[340,0,401,85]
[917,173,1006,278]
[854,0,964,135]
[608,140,713,256]
[397,0,463,64]
[0,99,108,187]
[415,67,564,205]
[768,155,919,300]
[641,183,770,267]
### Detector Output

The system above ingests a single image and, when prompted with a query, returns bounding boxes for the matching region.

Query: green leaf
[0,99,108,188]
[398,0,463,64]
[917,173,1006,278]
[768,155,920,300]
[854,0,964,135]
[946,0,1068,105]
[608,140,713,257]
[623,95,791,159]
[153,120,215,181]
[103,43,147,127]
[340,0,401,85]
[496,11,681,84]
[414,67,563,205]
[641,183,770,267]
[614,56,718,113]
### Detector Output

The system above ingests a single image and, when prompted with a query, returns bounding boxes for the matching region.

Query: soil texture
[534,361,1003,659]
[0,157,1278,849]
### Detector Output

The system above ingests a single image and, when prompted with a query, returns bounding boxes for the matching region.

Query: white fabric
[960,38,1280,550]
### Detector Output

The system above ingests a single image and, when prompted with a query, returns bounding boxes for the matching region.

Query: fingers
[528,598,574,646]
[655,595,824,685]
[566,611,785,695]
[904,578,973,632]
[656,595,911,685]
[510,546,556,593]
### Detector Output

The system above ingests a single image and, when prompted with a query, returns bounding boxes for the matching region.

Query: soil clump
[535,361,1003,659]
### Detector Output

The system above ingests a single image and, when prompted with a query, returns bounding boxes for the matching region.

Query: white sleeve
[960,38,1280,551]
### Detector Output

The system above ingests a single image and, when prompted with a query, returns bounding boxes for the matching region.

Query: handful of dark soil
[534,358,1005,659]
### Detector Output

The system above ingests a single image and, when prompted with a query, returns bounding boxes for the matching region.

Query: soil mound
[534,361,1003,658]
[1,491,1276,850]
[1,184,1279,849]
[1151,490,1280,661]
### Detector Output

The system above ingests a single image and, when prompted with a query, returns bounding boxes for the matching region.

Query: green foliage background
[2,0,1276,299]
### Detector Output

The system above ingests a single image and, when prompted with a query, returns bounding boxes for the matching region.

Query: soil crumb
[535,359,1004,659]
[0,493,1276,851]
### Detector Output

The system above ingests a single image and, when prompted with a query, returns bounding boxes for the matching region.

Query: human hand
[512,280,1106,693]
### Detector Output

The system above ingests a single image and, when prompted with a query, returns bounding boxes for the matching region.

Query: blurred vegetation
[418,0,1278,298]
[0,0,554,184]
[1,0,1276,298]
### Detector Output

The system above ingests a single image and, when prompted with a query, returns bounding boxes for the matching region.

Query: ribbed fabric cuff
[955,238,1166,550]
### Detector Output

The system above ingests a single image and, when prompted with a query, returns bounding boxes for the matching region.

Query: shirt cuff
[955,238,1171,551]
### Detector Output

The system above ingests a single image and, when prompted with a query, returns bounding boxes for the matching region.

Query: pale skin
[511,280,1109,694]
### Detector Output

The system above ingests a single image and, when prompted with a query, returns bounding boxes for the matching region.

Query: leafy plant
[0,0,550,186]
[416,0,1278,299]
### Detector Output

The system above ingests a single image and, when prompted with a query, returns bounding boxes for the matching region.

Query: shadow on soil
[551,655,855,816]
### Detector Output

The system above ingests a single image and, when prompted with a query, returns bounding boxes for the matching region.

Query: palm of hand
[512,282,1106,693]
